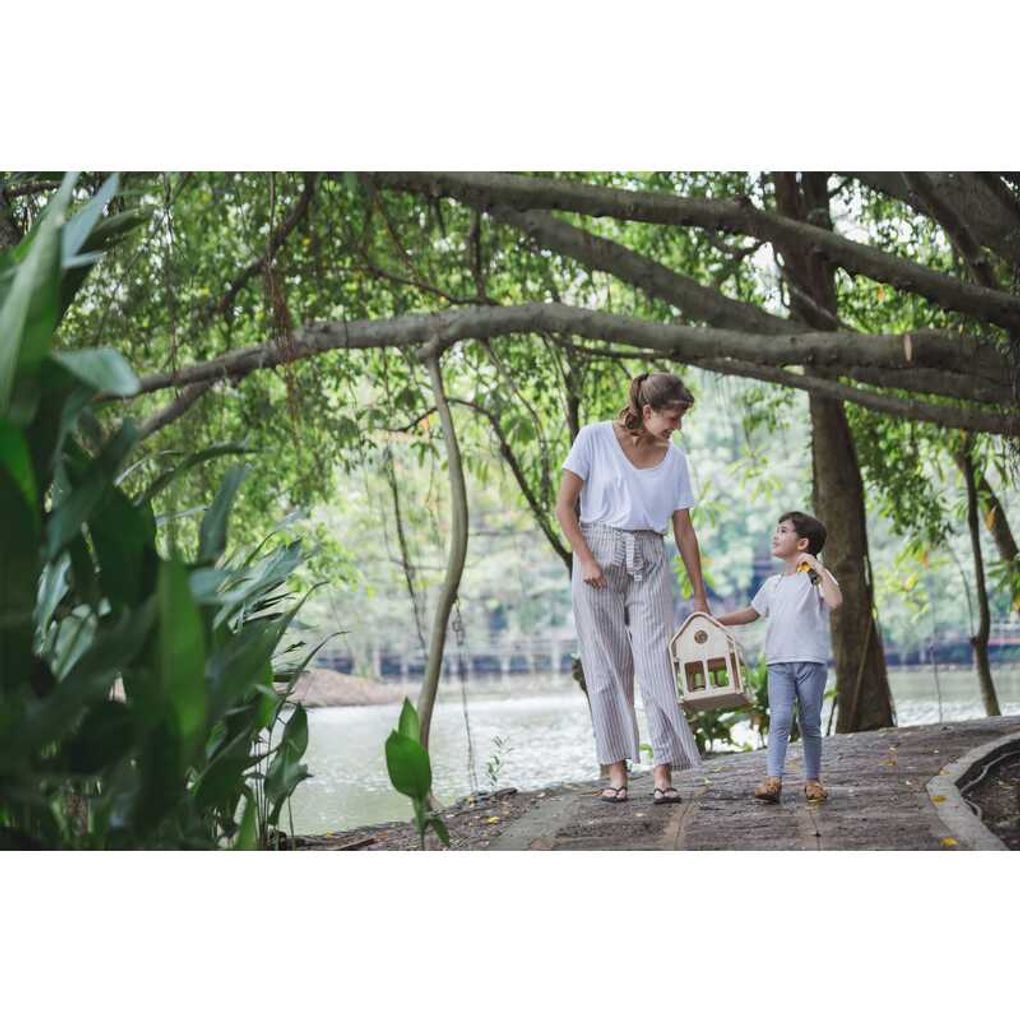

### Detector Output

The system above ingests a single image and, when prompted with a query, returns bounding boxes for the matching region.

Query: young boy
[715,511,842,803]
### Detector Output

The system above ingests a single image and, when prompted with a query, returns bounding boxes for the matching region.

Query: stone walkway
[487,715,1020,851]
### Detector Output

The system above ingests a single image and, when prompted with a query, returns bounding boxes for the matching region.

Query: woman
[555,372,709,804]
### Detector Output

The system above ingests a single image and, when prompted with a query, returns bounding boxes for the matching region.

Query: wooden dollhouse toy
[669,612,752,712]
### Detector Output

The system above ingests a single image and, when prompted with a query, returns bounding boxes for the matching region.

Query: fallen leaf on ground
[931,794,947,803]
[939,837,957,847]
[483,816,501,824]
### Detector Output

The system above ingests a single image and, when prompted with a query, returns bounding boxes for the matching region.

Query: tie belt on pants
[580,522,664,583]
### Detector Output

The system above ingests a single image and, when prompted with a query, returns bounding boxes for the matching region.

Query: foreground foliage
[0,175,313,848]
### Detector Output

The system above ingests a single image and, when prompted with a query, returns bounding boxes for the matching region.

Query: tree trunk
[773,172,895,732]
[417,351,469,752]
[961,439,1002,716]
[951,450,1020,615]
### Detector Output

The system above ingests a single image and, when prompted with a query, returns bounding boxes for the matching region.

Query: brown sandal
[754,777,782,803]
[652,786,682,805]
[804,780,828,803]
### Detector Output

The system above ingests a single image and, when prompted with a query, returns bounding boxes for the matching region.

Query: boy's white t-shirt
[751,572,837,665]
[562,422,695,534]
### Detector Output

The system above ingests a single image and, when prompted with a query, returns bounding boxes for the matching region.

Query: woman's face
[642,403,688,440]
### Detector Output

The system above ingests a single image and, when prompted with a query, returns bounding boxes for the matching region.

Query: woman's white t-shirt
[562,421,695,534]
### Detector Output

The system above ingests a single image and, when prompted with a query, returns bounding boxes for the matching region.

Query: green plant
[685,706,748,754]
[0,173,316,848]
[384,698,450,850]
[682,658,774,753]
[485,734,513,789]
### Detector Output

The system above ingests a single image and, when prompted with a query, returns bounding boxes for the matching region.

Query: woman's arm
[715,607,760,626]
[555,470,606,590]
[672,508,709,614]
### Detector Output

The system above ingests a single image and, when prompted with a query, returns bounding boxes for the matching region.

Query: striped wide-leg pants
[572,522,701,771]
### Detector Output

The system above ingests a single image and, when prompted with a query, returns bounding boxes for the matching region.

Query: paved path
[487,716,1020,851]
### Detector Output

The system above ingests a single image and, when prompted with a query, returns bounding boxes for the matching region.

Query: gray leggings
[767,661,827,780]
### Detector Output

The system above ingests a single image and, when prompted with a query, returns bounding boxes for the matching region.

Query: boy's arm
[715,607,760,626]
[795,553,843,610]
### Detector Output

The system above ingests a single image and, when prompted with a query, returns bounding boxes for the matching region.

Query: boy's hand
[692,595,710,615]
[795,552,822,572]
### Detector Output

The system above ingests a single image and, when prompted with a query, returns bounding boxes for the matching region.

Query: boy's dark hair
[779,511,827,556]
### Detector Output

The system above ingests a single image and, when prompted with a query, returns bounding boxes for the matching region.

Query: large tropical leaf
[0,175,74,412]
[51,349,139,397]
[156,558,207,763]
[384,730,431,800]
[89,486,157,609]
[198,462,250,564]
[45,420,138,559]
[0,469,40,690]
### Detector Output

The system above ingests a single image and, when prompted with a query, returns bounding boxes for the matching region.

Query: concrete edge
[925,732,1019,850]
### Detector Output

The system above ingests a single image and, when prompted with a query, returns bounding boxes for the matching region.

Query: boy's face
[642,403,688,441]
[771,519,809,560]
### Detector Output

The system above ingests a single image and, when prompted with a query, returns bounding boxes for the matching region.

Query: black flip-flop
[652,787,682,805]
[600,786,628,803]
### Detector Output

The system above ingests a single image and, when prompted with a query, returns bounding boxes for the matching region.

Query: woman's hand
[580,555,607,590]
[692,594,710,615]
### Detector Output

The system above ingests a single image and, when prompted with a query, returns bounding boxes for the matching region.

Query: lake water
[285,666,1020,835]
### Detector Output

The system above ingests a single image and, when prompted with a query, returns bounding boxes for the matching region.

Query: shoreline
[283,668,419,708]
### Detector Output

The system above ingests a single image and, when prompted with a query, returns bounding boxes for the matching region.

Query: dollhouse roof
[670,612,738,650]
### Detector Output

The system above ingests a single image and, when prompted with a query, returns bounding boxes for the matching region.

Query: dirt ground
[962,750,1020,850]
[286,786,569,851]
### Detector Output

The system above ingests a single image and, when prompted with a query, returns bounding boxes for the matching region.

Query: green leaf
[89,486,157,609]
[0,468,40,688]
[51,349,139,397]
[157,558,207,761]
[58,207,150,315]
[397,697,420,742]
[429,813,451,847]
[265,754,311,826]
[210,540,303,628]
[142,442,251,504]
[385,730,432,800]
[60,174,119,265]
[66,699,133,774]
[234,794,258,850]
[2,597,156,763]
[0,419,39,508]
[193,730,251,811]
[66,531,101,611]
[0,177,69,412]
[45,420,138,559]
[198,463,250,564]
[205,618,282,719]
[34,551,70,635]
[278,703,309,759]
[134,716,184,834]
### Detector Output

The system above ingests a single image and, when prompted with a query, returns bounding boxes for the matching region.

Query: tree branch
[480,203,791,335]
[119,302,1009,400]
[206,173,317,322]
[365,171,1020,331]
[853,171,1020,270]
[448,398,571,569]
[902,172,999,289]
[137,381,215,439]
